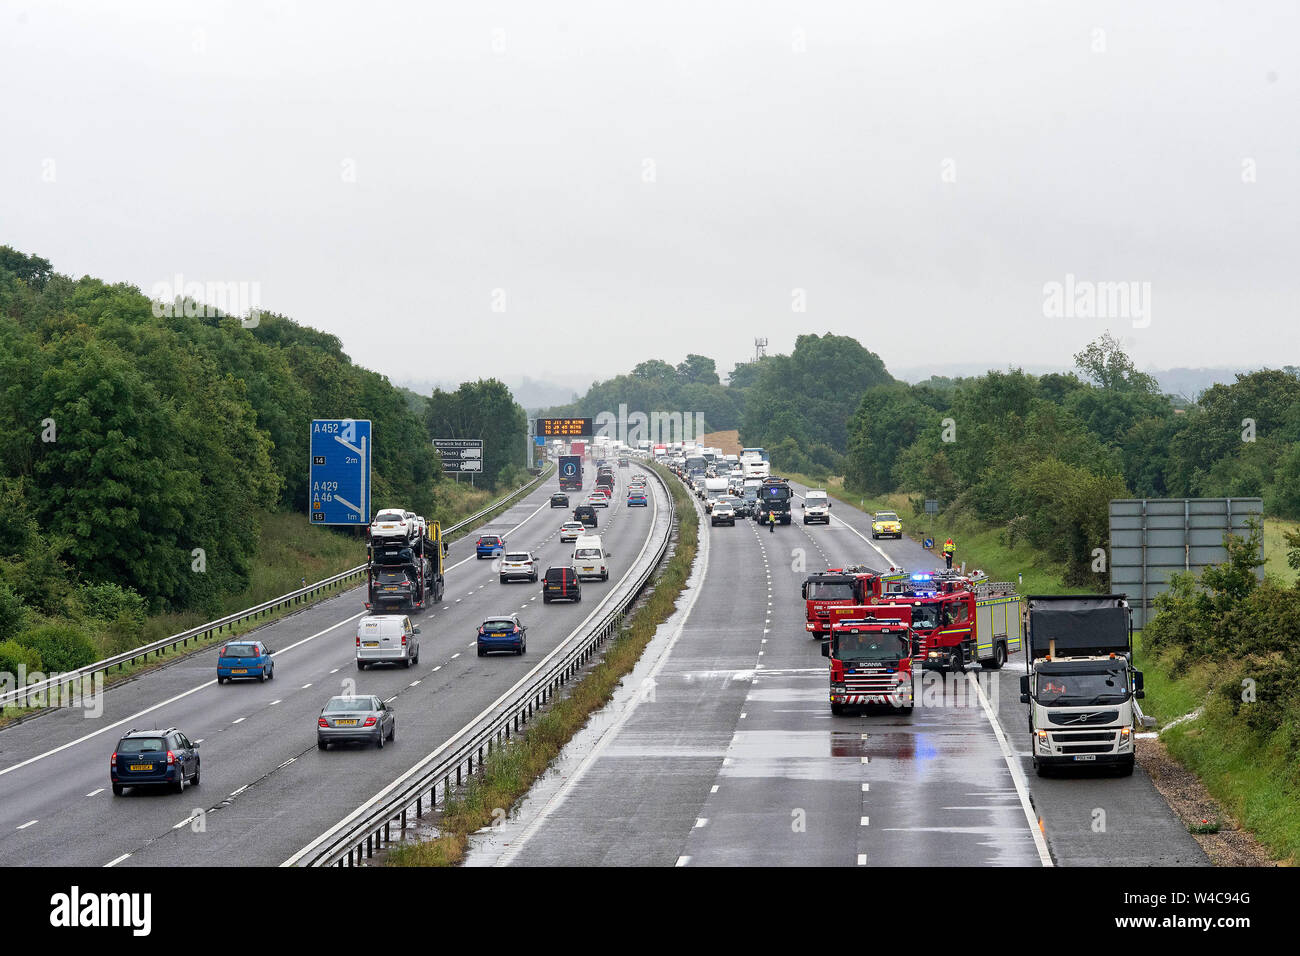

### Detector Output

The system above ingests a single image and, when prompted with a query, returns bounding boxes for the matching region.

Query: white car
[711,502,736,526]
[559,521,586,543]
[371,508,417,542]
[499,552,538,583]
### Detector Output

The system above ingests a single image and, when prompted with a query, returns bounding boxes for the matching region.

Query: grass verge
[386,464,698,866]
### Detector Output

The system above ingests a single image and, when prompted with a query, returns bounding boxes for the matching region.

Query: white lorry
[703,476,729,511]
[1019,594,1145,777]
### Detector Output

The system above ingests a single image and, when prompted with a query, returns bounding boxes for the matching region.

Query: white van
[802,490,832,525]
[356,614,420,670]
[572,534,609,582]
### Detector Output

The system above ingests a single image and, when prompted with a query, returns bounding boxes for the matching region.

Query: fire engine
[820,604,915,715]
[801,565,908,637]
[879,571,1021,671]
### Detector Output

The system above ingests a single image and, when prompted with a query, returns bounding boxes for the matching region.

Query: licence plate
[491,633,506,638]
[384,586,396,591]
[1073,755,1097,761]
[232,668,247,674]
[129,764,152,771]
[336,719,358,726]
[363,641,379,647]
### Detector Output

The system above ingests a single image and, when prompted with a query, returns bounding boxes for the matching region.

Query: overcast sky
[3,1,1296,393]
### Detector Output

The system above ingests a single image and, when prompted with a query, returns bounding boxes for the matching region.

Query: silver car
[317,695,395,749]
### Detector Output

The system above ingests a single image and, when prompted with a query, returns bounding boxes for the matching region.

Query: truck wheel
[831,703,845,716]
[1117,756,1135,777]
[981,643,1007,670]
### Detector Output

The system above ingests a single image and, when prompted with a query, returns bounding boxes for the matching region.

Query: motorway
[469,477,1208,867]
[0,464,668,867]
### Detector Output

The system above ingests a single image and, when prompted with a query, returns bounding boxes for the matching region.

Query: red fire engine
[801,565,908,638]
[820,604,915,715]
[880,571,1021,671]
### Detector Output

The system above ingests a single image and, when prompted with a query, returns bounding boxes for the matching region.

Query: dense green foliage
[426,379,530,489]
[841,335,1300,586]
[0,246,524,676]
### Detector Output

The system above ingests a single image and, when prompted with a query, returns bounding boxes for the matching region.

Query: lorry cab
[802,569,882,637]
[822,606,915,715]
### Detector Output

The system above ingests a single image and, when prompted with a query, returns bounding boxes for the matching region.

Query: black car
[111,727,200,795]
[550,492,569,508]
[542,566,582,603]
[574,505,598,528]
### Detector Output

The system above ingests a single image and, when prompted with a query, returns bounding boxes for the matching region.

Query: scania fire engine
[821,604,915,715]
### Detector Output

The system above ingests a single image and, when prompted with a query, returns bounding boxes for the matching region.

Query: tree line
[0,247,526,675]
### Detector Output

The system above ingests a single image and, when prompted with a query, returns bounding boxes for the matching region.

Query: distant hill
[397,375,579,413]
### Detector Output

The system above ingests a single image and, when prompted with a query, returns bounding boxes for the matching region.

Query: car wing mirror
[413,625,422,634]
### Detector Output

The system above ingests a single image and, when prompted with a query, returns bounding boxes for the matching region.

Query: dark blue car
[112,727,200,795]
[217,640,274,683]
[477,614,527,656]
[476,534,505,559]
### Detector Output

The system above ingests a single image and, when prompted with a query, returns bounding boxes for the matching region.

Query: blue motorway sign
[310,419,372,525]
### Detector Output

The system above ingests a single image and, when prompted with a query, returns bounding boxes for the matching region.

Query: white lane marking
[104,853,130,867]
[432,666,442,672]
[16,819,37,829]
[675,856,691,867]
[410,680,421,687]
[0,612,365,781]
[710,785,719,793]
[694,818,708,828]
[857,853,867,865]
[173,816,197,830]
[861,783,870,792]
[232,717,246,725]
[385,696,397,703]
[451,653,461,660]
[287,470,669,867]
[860,816,870,826]
[967,671,1053,867]
[230,785,249,796]
[329,668,339,674]
[269,700,281,705]
[301,683,312,689]
[278,757,296,769]
[86,788,104,797]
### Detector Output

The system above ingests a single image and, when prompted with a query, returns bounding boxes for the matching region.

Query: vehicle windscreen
[909,604,943,629]
[806,495,828,506]
[1036,667,1130,705]
[875,513,898,522]
[763,485,792,501]
[119,737,166,752]
[834,632,908,663]
[324,697,375,713]
[223,643,260,657]
[806,582,855,601]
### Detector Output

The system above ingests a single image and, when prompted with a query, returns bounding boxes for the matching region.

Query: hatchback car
[871,512,902,539]
[111,728,200,795]
[573,505,598,528]
[559,521,586,543]
[550,493,569,508]
[589,491,610,508]
[477,614,528,656]
[317,695,394,749]
[627,490,648,507]
[217,640,274,683]
[499,551,538,583]
[542,566,582,603]
[476,534,505,558]
[711,502,736,526]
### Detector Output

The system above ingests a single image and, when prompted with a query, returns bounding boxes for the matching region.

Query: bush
[0,639,43,679]
[15,621,98,672]
[0,583,26,642]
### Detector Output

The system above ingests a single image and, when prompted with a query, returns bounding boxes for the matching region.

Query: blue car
[217,640,274,683]
[476,534,505,559]
[477,614,528,656]
[111,727,200,795]
[627,491,648,507]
